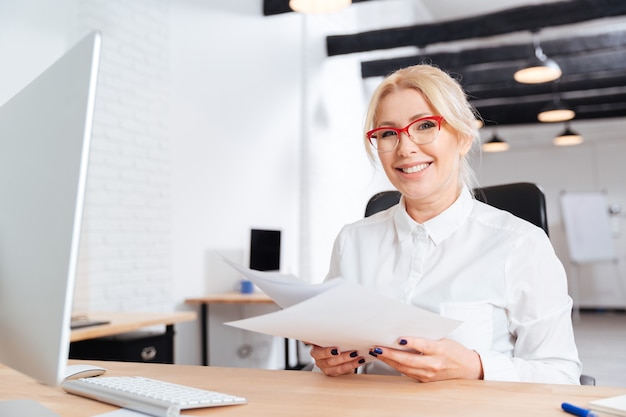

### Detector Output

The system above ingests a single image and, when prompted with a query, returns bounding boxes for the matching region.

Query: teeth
[402,163,429,174]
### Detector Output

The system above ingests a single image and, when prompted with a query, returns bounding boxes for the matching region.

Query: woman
[309,64,582,384]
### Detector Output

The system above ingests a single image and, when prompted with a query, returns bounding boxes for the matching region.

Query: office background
[1,0,625,371]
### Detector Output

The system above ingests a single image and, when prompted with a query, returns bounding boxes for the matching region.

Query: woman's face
[375,88,471,217]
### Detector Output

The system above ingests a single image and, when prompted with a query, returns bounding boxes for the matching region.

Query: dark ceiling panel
[263,0,293,16]
[264,0,626,125]
[321,1,626,126]
[360,30,626,79]
[358,29,626,125]
[326,0,626,55]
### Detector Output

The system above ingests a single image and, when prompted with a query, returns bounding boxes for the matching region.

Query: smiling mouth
[400,162,430,174]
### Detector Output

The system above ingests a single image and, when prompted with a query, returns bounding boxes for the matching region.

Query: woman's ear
[457,133,473,157]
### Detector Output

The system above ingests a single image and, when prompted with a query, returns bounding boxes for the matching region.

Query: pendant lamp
[537,95,575,122]
[553,124,583,146]
[514,32,561,84]
[289,0,351,13]
[482,133,510,152]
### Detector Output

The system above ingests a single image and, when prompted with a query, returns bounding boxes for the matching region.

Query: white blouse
[326,187,582,384]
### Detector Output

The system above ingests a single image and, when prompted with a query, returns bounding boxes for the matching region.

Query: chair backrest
[364,182,549,236]
[474,182,549,236]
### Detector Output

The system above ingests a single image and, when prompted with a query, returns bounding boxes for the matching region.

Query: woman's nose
[396,131,418,154]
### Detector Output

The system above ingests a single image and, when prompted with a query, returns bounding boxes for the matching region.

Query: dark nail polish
[350,351,358,358]
[369,351,378,357]
[399,339,408,345]
[358,358,366,364]
[373,347,383,355]
[331,348,338,355]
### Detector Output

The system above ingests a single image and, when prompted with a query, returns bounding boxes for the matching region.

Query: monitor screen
[249,229,281,271]
[0,31,101,387]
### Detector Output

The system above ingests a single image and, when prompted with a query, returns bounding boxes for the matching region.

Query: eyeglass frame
[366,115,445,152]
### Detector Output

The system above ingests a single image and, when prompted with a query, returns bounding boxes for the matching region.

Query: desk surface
[70,311,196,342]
[1,360,625,417]
[185,292,274,304]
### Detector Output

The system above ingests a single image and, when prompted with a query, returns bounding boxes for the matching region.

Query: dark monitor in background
[249,229,281,271]
[0,31,101,390]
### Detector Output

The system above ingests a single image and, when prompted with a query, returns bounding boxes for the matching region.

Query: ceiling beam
[467,72,626,102]
[360,30,626,79]
[477,91,626,126]
[263,0,293,16]
[326,0,626,56]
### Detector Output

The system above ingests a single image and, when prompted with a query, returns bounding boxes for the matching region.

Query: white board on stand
[560,192,616,264]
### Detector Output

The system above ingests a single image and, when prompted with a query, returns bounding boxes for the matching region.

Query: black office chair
[364,183,595,386]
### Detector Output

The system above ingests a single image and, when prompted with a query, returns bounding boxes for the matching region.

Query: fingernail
[399,339,408,345]
[331,348,338,356]
[369,351,378,357]
[358,358,365,364]
[350,351,358,358]
[373,347,383,355]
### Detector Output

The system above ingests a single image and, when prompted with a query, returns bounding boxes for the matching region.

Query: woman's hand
[369,337,483,382]
[309,344,365,376]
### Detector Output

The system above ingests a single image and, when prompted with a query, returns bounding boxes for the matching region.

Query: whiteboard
[560,192,616,264]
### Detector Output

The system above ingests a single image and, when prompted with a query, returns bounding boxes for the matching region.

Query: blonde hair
[364,64,480,190]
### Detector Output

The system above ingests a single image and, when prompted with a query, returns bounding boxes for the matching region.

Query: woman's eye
[417,120,435,130]
[380,129,398,139]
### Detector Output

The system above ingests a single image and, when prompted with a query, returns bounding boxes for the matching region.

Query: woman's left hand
[369,337,484,382]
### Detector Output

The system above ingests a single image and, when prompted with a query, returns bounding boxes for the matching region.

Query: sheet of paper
[225,280,461,361]
[221,255,342,308]
[590,394,626,417]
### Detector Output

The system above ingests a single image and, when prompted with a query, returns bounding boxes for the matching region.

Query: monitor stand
[0,399,60,416]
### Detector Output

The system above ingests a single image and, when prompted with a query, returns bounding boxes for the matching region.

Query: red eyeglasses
[367,115,445,152]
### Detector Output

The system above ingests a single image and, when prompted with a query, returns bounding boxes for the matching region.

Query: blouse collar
[393,187,473,246]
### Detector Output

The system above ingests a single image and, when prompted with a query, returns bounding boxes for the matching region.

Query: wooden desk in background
[70,311,196,363]
[1,359,625,417]
[185,293,280,367]
[70,311,196,342]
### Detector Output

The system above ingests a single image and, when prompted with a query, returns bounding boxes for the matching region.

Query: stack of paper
[590,394,626,417]
[222,257,461,360]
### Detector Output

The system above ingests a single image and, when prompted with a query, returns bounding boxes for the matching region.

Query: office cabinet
[69,330,174,364]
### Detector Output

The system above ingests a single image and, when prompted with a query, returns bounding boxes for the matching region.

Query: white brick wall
[73,0,172,312]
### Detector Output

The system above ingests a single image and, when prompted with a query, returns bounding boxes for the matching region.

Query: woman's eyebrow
[377,113,431,126]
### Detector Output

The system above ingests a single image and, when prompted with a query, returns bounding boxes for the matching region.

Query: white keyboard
[62,376,247,417]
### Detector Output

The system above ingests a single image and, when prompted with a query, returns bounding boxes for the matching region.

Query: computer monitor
[0,31,101,387]
[249,229,281,271]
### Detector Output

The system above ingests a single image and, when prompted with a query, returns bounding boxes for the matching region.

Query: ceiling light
[514,33,561,84]
[553,125,583,146]
[482,133,510,152]
[289,0,351,14]
[537,96,575,122]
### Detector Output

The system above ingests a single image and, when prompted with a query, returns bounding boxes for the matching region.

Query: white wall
[1,0,625,370]
[168,1,303,367]
[0,2,73,102]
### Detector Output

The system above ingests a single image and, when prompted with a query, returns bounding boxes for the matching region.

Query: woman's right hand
[309,344,365,376]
